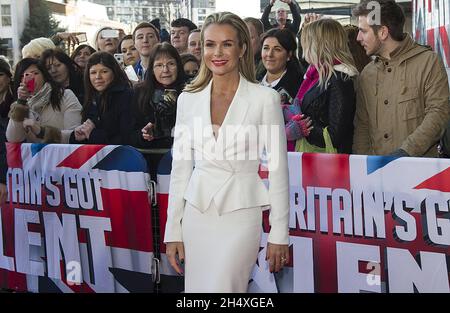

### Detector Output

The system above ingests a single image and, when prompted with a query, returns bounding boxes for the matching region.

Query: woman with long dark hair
[131,42,185,150]
[41,48,85,103]
[6,58,82,143]
[70,51,133,145]
[0,57,13,128]
[259,28,308,151]
[71,44,96,71]
[118,35,141,67]
[260,28,305,102]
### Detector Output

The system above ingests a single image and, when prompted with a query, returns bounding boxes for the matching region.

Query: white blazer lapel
[219,75,251,151]
[197,80,215,142]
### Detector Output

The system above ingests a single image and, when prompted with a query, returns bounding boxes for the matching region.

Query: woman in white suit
[163,12,290,293]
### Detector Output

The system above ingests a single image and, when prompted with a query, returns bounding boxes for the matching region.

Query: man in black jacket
[261,0,302,34]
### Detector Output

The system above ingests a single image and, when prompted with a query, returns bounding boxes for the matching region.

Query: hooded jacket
[353,35,450,157]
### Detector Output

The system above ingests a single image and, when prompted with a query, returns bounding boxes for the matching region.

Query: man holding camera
[261,0,302,34]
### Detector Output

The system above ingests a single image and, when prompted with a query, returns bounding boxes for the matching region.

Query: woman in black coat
[70,52,134,145]
[130,42,185,150]
[0,57,14,130]
[259,28,305,103]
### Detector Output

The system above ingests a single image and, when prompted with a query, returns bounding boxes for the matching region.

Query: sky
[215,0,262,19]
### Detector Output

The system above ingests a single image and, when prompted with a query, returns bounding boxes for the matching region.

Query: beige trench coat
[353,35,450,157]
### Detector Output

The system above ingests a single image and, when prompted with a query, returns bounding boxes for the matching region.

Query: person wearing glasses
[131,42,185,150]
[130,42,186,181]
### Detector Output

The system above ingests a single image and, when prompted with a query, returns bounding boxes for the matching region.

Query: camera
[151,89,177,139]
[76,33,87,43]
[114,53,124,68]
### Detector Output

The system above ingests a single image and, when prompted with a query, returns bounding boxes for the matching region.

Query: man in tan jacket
[352,0,449,157]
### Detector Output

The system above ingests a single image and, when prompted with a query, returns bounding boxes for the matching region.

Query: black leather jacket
[302,72,356,154]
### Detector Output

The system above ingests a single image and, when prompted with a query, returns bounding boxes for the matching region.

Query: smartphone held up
[114,53,125,68]
[22,75,36,95]
[101,29,119,39]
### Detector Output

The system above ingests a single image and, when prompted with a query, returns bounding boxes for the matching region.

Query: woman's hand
[166,241,185,275]
[17,83,31,101]
[80,119,95,139]
[23,118,41,135]
[303,13,323,27]
[141,122,154,141]
[55,32,84,47]
[285,114,313,141]
[0,183,7,206]
[266,242,289,273]
[74,125,87,141]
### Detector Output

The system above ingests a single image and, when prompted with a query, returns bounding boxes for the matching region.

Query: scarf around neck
[295,65,319,104]
[28,82,52,117]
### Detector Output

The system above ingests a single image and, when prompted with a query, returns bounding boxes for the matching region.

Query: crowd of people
[0,0,449,293]
[0,0,448,155]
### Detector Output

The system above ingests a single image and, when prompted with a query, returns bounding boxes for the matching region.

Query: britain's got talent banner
[0,143,154,293]
[157,152,450,293]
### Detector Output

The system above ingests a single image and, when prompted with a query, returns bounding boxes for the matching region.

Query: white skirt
[182,201,262,293]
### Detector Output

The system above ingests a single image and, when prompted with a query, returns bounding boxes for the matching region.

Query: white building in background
[0,0,128,63]
[190,0,215,28]
[53,0,129,47]
[86,0,183,30]
[215,0,259,18]
[0,0,30,64]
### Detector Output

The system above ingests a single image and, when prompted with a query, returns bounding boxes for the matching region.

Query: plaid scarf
[28,82,52,119]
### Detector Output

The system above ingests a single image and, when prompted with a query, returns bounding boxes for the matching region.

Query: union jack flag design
[0,143,154,293]
[157,152,450,293]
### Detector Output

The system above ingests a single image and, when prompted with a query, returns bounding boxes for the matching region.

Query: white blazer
[164,75,290,245]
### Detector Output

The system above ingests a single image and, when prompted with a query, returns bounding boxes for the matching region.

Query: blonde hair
[185,12,256,93]
[301,19,358,89]
[94,27,111,50]
[22,37,56,59]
